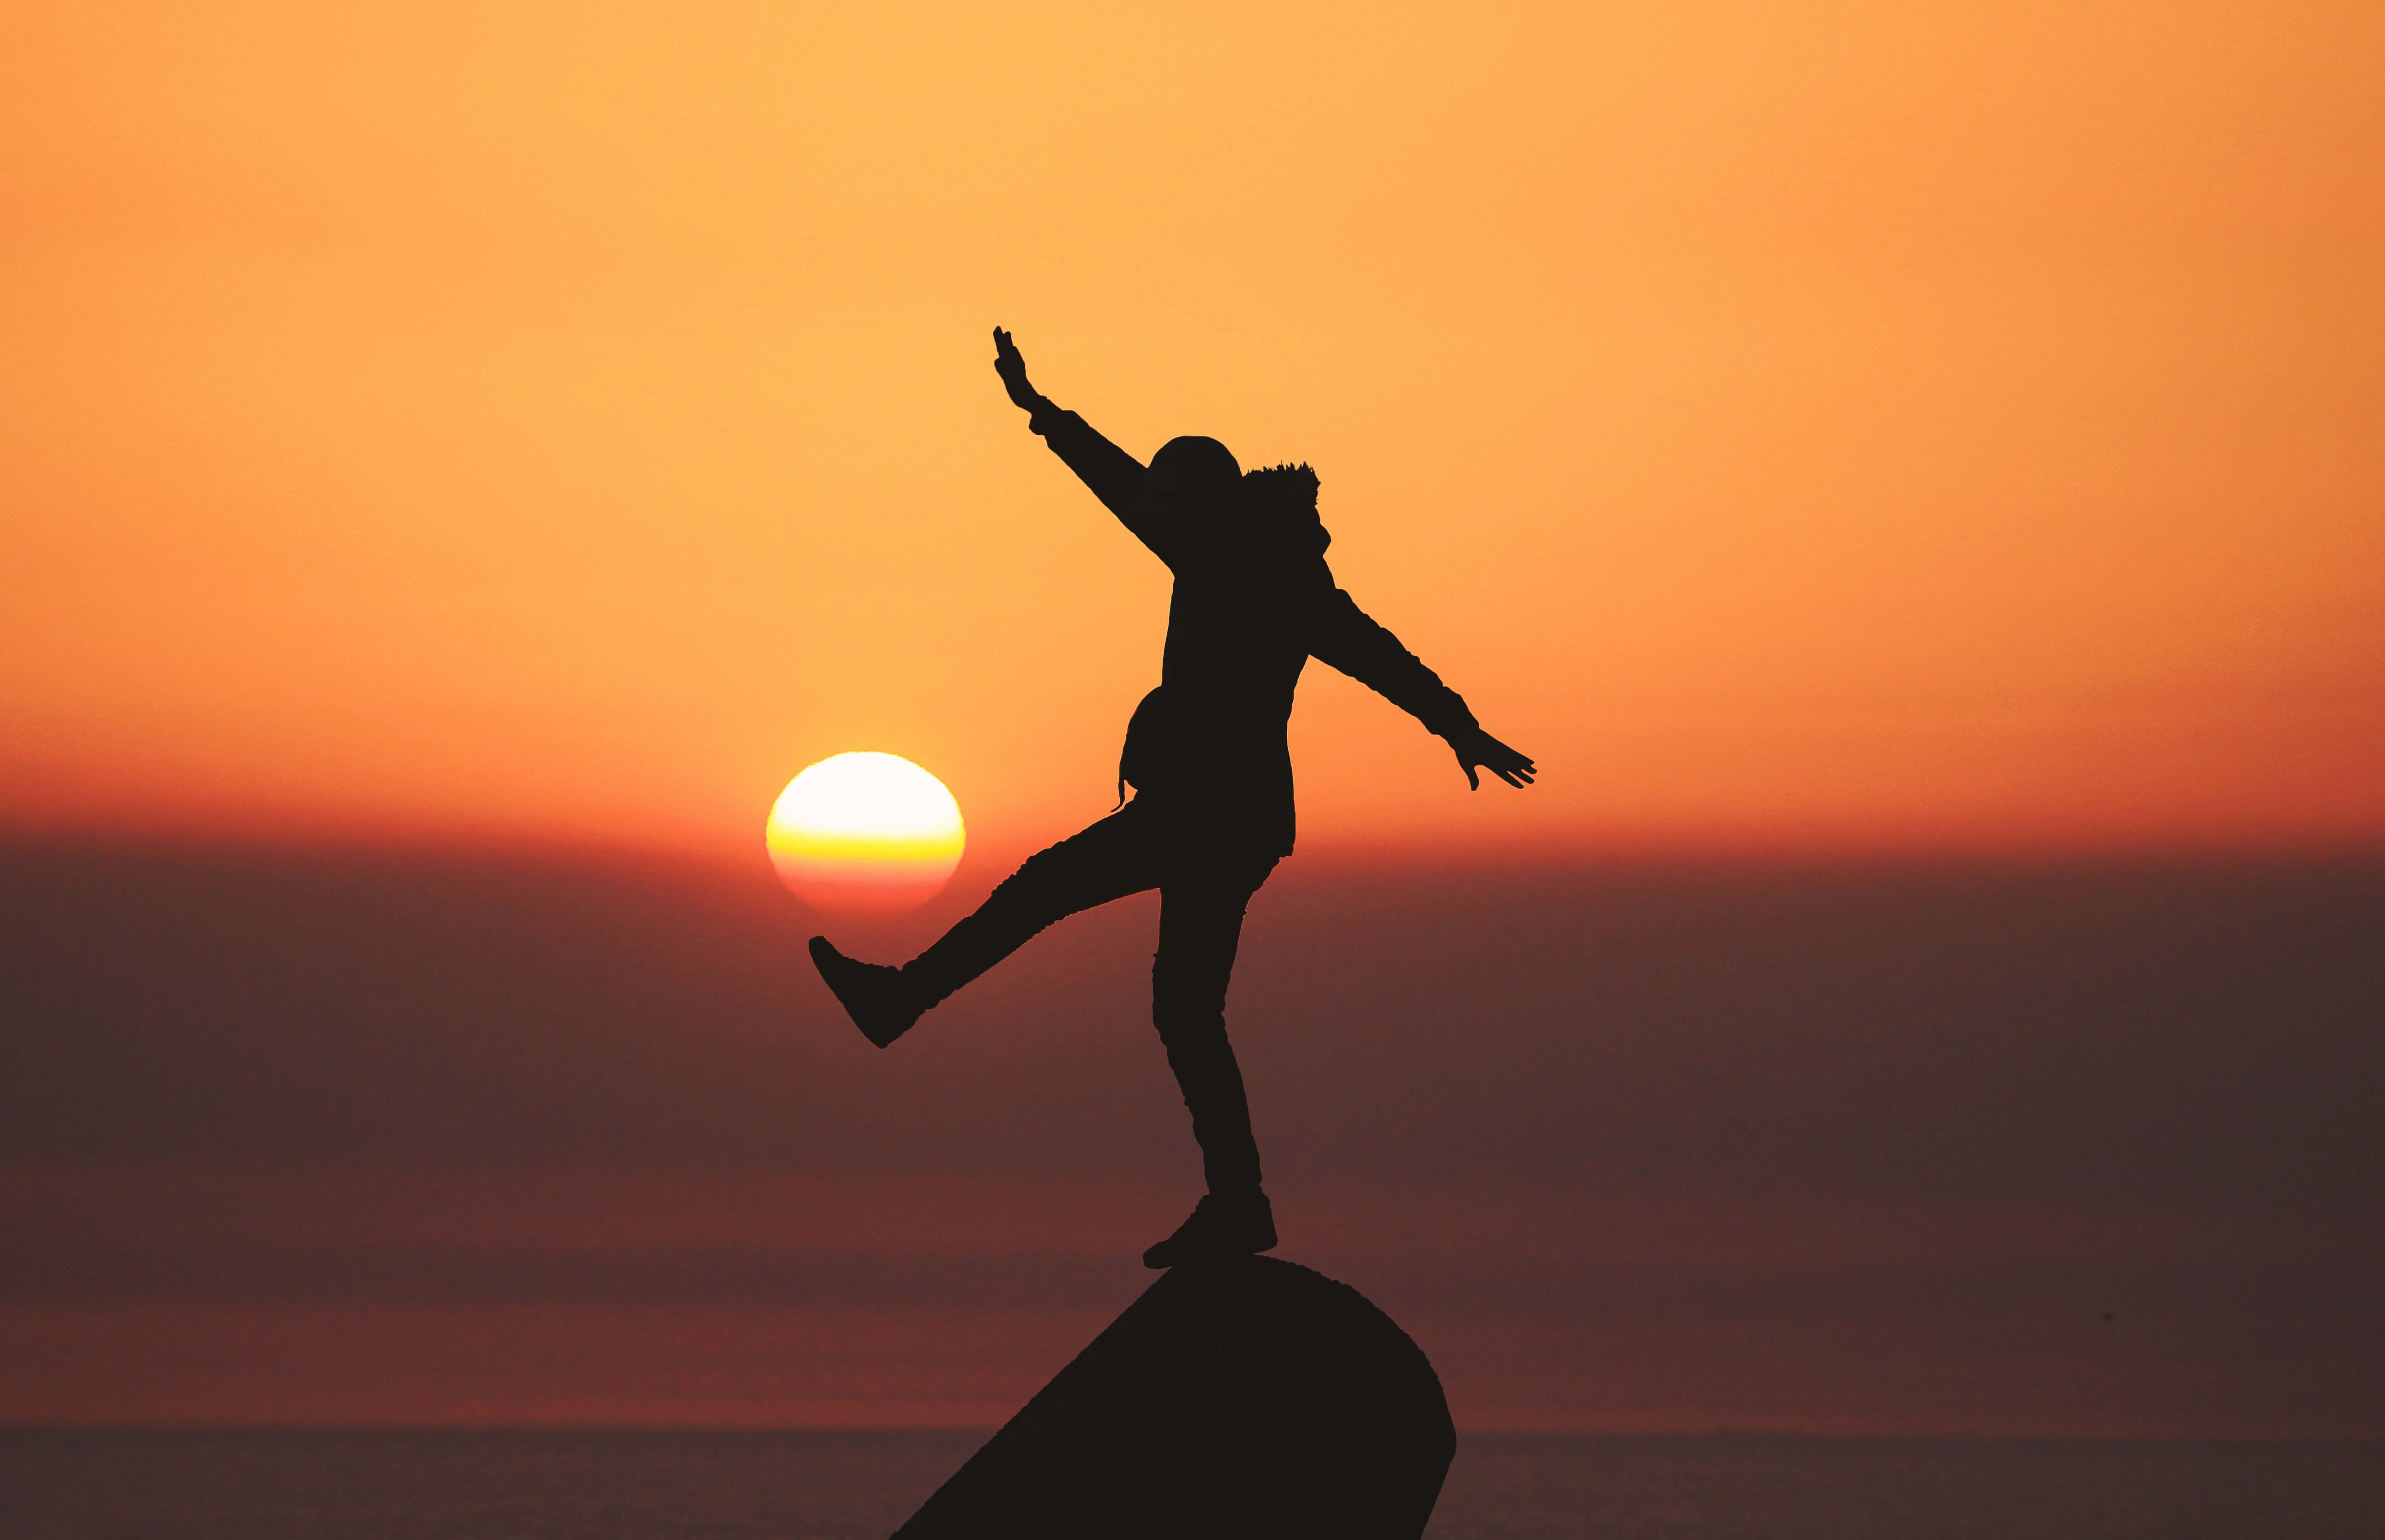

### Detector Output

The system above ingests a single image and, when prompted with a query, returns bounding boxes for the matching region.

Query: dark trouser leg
[903,806,1156,1008]
[1152,850,1280,1196]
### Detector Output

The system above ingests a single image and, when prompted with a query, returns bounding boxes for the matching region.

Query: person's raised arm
[993,327,1168,557]
[1308,586,1537,791]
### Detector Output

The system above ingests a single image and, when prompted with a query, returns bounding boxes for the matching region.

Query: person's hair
[1151,436,1242,502]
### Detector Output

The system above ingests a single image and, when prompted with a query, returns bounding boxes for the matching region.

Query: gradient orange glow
[7,5,2382,1449]
[767,752,965,914]
[2,1,2379,866]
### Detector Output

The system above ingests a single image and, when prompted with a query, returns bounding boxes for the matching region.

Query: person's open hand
[992,327,1041,412]
[1449,726,1536,790]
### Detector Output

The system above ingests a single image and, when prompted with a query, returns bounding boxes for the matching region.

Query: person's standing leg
[811,804,1157,1045]
[1140,839,1281,1266]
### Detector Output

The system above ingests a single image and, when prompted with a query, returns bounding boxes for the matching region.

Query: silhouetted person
[812,328,1534,1267]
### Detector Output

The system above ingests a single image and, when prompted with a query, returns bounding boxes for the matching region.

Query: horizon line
[7,813,2385,873]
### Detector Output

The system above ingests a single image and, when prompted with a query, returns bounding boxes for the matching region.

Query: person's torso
[1120,555,1331,853]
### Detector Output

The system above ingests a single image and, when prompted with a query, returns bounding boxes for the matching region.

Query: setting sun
[766,753,965,915]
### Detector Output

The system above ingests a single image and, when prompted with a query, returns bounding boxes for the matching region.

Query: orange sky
[5,0,2381,864]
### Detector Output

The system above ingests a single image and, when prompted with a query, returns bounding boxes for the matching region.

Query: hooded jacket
[1030,401,1477,856]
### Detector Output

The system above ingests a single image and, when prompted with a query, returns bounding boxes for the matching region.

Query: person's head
[1142,436,1241,518]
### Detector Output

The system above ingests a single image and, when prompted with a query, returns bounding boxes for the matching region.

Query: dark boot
[1141,1188,1276,1269]
[808,937,924,1048]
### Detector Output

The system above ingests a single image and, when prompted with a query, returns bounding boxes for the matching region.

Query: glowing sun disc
[767,752,965,915]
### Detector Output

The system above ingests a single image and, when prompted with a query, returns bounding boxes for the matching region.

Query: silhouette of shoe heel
[808,936,923,1048]
[1141,1190,1277,1269]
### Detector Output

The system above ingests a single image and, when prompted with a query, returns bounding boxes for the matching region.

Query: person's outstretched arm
[992,328,1169,558]
[1308,587,1537,790]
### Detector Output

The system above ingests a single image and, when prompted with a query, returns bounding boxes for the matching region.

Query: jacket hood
[1235,462,1331,557]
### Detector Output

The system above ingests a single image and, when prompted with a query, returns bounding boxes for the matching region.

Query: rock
[893,1255,1455,1540]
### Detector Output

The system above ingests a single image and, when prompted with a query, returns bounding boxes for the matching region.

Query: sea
[4,1430,2380,1539]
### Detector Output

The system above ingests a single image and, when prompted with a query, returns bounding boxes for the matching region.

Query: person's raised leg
[1139,844,1281,1268]
[811,804,1155,1047]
